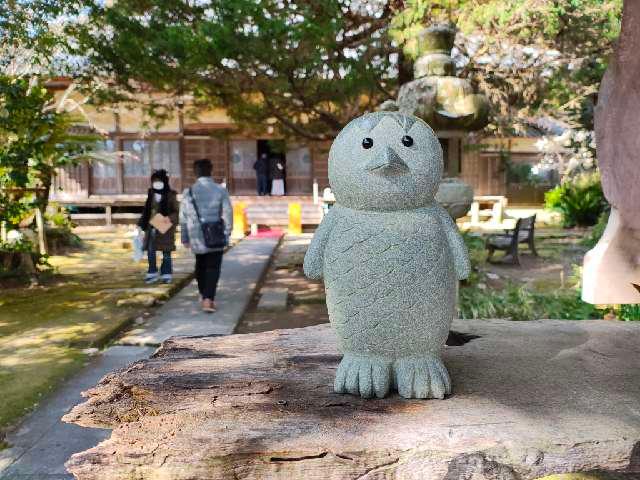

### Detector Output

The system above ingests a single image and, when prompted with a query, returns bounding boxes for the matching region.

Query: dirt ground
[478,229,589,292]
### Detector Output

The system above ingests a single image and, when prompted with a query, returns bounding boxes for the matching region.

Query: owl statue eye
[402,135,414,147]
[362,137,374,149]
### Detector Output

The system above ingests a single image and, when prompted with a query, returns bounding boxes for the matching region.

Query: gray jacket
[180,177,233,254]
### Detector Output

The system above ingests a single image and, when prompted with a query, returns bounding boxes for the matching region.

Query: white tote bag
[132,227,145,262]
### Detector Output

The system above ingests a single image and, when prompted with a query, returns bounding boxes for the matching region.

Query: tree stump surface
[63,319,640,480]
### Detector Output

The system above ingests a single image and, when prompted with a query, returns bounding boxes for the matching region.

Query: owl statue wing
[435,204,471,280]
[304,206,339,280]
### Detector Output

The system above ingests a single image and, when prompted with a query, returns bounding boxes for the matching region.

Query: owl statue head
[328,112,443,211]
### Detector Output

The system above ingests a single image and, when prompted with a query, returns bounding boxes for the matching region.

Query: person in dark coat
[253,153,270,195]
[137,169,179,284]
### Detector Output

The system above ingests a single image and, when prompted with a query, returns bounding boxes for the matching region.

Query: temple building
[51,94,542,196]
[48,35,550,225]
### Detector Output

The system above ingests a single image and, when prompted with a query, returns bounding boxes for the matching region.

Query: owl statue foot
[334,353,451,399]
[393,355,451,399]
[334,353,393,399]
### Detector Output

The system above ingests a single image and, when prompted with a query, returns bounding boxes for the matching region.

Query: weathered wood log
[63,320,640,480]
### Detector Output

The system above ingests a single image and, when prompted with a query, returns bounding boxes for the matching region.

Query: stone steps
[244,204,323,226]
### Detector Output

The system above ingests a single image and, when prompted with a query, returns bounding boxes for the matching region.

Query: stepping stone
[257,287,289,311]
[116,294,157,308]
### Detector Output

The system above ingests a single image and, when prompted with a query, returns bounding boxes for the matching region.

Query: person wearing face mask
[137,169,179,284]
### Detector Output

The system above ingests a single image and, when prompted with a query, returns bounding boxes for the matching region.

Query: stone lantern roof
[382,23,489,133]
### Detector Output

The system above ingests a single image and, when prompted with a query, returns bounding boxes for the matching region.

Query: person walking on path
[253,153,270,195]
[180,159,233,313]
[138,169,179,284]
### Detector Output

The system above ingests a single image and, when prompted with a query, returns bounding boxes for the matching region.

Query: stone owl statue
[304,111,470,399]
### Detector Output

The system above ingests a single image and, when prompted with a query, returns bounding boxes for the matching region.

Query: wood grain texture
[63,320,640,480]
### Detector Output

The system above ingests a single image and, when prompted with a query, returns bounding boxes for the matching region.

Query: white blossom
[573,130,588,143]
[533,127,598,181]
[6,230,23,244]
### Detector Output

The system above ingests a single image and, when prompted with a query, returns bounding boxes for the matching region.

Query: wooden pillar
[114,112,125,194]
[447,138,461,177]
[83,162,91,198]
[178,110,185,191]
[105,205,112,226]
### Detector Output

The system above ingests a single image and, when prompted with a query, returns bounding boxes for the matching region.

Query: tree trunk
[583,0,640,305]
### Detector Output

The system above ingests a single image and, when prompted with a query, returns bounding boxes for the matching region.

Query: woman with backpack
[180,159,233,313]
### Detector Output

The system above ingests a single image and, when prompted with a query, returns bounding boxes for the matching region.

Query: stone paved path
[0,236,280,479]
[120,236,280,344]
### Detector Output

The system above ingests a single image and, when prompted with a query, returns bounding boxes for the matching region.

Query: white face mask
[152,181,164,190]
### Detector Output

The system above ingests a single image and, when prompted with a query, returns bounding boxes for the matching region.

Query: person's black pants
[257,174,269,195]
[195,251,223,301]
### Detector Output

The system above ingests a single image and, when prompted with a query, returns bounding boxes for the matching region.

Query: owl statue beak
[365,146,408,175]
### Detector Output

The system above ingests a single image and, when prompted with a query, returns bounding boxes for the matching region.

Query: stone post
[288,202,302,235]
[231,202,248,239]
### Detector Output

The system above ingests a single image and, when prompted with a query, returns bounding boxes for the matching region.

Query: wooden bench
[486,214,538,265]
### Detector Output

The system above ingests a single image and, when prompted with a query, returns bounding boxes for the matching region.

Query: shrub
[544,172,606,227]
[504,159,544,185]
[581,208,610,248]
[46,203,76,230]
[0,236,51,277]
[461,231,486,267]
[45,204,82,253]
[618,305,640,321]
[45,227,82,253]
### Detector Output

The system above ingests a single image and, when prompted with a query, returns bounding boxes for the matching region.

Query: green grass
[458,230,637,321]
[459,279,601,320]
[0,232,192,434]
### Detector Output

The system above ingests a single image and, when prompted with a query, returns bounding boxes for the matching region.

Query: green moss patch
[0,231,193,433]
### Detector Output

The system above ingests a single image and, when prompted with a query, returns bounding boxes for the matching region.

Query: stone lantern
[381,23,490,219]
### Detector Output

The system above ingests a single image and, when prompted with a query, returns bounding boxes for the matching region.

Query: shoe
[144,273,159,284]
[161,274,172,284]
[202,299,216,313]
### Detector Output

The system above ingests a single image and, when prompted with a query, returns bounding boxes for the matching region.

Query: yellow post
[288,202,302,235]
[231,202,247,239]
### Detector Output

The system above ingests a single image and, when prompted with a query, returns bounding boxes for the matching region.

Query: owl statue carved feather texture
[304,112,470,399]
